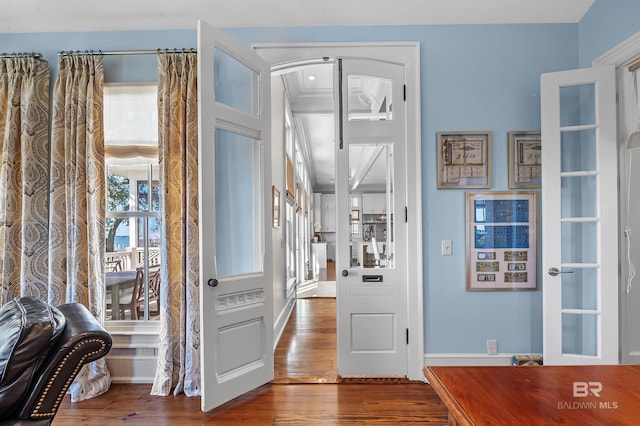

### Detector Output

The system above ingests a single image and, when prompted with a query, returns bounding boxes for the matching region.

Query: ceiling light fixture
[308,75,316,81]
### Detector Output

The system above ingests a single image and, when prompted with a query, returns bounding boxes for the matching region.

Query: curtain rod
[1,52,43,60]
[58,48,196,57]
[629,57,640,73]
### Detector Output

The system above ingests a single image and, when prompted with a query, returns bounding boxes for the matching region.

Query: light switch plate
[441,240,452,256]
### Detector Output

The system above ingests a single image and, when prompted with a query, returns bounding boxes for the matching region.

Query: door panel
[541,66,618,365]
[198,20,273,411]
[336,58,407,376]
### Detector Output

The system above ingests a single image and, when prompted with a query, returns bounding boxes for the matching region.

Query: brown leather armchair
[0,297,112,425]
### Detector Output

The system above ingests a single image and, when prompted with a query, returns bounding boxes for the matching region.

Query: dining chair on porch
[118,266,160,320]
[117,268,142,320]
[134,267,160,320]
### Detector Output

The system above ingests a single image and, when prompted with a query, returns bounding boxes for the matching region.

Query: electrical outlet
[487,339,498,355]
[441,239,452,256]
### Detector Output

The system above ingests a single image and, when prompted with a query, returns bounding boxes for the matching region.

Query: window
[104,83,162,321]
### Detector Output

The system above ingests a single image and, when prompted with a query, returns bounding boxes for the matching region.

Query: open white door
[197,21,273,411]
[540,66,618,365]
[336,58,408,376]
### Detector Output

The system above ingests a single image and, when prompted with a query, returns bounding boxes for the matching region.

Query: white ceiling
[1,0,594,34]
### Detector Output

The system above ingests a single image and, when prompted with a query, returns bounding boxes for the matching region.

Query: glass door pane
[347,75,393,121]
[349,143,394,269]
[214,129,261,277]
[559,82,598,357]
[214,48,257,114]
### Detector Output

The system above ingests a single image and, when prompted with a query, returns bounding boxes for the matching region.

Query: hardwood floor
[297,280,336,298]
[54,298,448,425]
[274,298,338,383]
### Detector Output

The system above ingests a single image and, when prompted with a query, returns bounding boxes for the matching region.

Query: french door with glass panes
[540,65,618,365]
[335,58,408,376]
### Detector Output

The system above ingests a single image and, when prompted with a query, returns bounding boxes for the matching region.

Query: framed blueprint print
[466,191,538,291]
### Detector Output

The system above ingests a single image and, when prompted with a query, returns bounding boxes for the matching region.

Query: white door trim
[593,31,640,67]
[254,42,424,381]
[593,31,640,364]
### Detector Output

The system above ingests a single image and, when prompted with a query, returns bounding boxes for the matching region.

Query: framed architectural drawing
[466,191,538,291]
[508,131,541,188]
[437,131,492,189]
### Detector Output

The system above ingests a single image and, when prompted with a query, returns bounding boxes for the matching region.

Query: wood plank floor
[54,298,448,425]
[274,298,338,383]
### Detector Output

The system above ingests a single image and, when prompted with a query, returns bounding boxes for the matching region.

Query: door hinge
[403,84,406,101]
[406,328,409,344]
[405,206,408,223]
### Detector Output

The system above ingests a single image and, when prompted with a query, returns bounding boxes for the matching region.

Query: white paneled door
[197,21,273,411]
[540,66,618,365]
[336,58,408,376]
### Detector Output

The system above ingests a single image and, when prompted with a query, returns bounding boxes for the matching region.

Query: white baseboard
[424,353,518,367]
[273,295,296,350]
[106,354,157,383]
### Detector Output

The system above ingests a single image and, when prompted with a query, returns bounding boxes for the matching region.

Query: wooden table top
[424,365,640,426]
[105,270,137,288]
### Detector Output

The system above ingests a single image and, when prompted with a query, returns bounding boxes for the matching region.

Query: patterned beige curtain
[48,54,111,401]
[151,51,200,397]
[0,56,50,304]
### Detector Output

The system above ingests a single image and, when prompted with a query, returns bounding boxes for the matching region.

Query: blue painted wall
[579,0,640,67]
[2,0,640,355]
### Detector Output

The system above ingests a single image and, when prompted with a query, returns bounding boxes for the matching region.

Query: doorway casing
[594,31,640,365]
[254,42,424,380]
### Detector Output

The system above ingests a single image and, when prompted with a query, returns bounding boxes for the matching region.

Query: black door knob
[341,270,349,277]
[208,278,219,287]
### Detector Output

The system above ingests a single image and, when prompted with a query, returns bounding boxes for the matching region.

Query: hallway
[274,298,338,383]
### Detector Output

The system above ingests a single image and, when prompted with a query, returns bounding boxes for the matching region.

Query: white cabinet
[313,193,322,231]
[320,193,336,232]
[362,194,386,215]
[312,242,327,270]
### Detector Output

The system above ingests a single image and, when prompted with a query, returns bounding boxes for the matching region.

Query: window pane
[137,179,160,212]
[106,217,130,259]
[559,84,595,127]
[560,175,597,218]
[561,129,596,173]
[214,48,256,115]
[349,144,394,268]
[104,84,161,322]
[561,221,597,264]
[106,166,130,212]
[215,129,261,277]
[348,75,393,121]
[562,268,598,310]
[562,313,598,356]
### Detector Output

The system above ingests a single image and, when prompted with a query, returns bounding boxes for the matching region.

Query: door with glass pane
[336,58,407,376]
[540,66,618,365]
[197,21,273,411]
